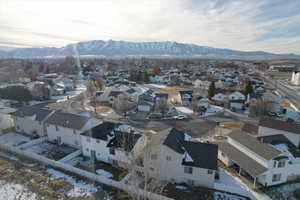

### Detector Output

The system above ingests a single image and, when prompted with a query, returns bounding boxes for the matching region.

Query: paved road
[264,77,300,110]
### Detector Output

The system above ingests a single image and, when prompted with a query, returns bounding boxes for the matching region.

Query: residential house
[12,106,53,137]
[55,78,74,91]
[259,118,300,147]
[228,91,245,101]
[212,93,227,105]
[217,131,300,187]
[229,99,245,111]
[179,90,193,106]
[27,81,51,100]
[137,90,156,112]
[141,128,218,188]
[262,92,283,113]
[80,122,142,168]
[45,111,101,148]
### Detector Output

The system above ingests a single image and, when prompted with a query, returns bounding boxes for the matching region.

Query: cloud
[0,0,299,54]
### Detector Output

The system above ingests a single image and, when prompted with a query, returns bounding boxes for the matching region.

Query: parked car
[148,113,163,119]
[173,115,187,120]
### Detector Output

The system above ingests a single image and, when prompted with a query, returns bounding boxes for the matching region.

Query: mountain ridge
[0,40,299,60]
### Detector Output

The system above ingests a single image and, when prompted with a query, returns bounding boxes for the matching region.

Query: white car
[173,115,187,120]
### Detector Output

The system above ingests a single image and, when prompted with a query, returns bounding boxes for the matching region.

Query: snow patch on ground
[204,105,224,116]
[215,170,251,198]
[279,108,300,121]
[52,87,86,103]
[47,168,98,197]
[0,132,30,146]
[266,182,300,200]
[175,185,187,190]
[96,169,114,179]
[140,84,167,89]
[175,107,193,114]
[273,143,300,164]
[214,191,247,200]
[0,180,38,200]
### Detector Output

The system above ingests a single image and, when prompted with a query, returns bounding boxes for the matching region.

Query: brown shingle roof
[228,131,281,160]
[259,118,300,135]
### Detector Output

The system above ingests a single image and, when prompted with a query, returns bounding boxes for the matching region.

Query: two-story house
[12,105,53,137]
[45,111,101,148]
[259,118,300,148]
[141,128,218,188]
[217,131,300,187]
[80,122,142,168]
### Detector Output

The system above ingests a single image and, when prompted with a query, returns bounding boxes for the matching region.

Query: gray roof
[45,111,90,130]
[108,91,123,97]
[228,131,281,160]
[259,118,300,135]
[218,142,268,177]
[12,106,52,121]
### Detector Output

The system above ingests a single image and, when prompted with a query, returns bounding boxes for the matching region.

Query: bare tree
[191,96,199,112]
[86,81,97,97]
[155,98,168,115]
[94,77,105,90]
[114,94,131,116]
[249,99,267,117]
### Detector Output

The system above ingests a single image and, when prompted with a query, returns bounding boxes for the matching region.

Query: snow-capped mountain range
[0,40,299,60]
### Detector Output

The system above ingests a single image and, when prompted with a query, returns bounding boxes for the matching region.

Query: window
[273,161,277,168]
[207,169,213,174]
[184,166,193,174]
[86,148,89,152]
[278,160,285,168]
[150,167,155,171]
[272,174,281,182]
[151,154,157,160]
[55,125,59,131]
[110,148,115,155]
[73,129,76,134]
[86,137,91,142]
[166,156,172,161]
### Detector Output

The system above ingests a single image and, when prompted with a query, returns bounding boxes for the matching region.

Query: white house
[229,99,245,110]
[45,112,101,148]
[11,106,53,137]
[259,118,300,148]
[80,122,143,168]
[228,91,245,101]
[198,98,210,109]
[141,128,218,188]
[217,131,300,187]
[0,107,16,131]
[212,93,227,105]
[262,92,282,113]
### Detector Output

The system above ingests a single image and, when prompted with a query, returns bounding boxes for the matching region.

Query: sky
[0,0,300,54]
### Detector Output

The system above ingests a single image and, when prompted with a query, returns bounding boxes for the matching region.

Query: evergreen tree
[208,81,216,99]
[244,80,253,95]
[144,72,150,83]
